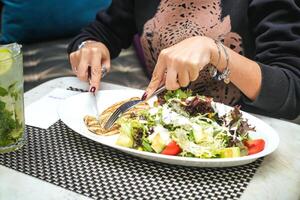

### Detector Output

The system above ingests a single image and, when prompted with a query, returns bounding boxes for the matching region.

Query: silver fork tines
[103,86,166,130]
[104,99,141,129]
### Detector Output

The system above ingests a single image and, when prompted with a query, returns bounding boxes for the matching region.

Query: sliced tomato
[243,139,265,155]
[161,141,182,156]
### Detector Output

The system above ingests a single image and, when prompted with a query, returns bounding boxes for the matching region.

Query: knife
[88,65,107,119]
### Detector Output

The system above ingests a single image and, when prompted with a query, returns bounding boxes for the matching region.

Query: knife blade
[89,91,99,119]
[88,65,107,119]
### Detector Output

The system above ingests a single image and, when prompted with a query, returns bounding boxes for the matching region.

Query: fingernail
[90,86,96,93]
[141,92,148,101]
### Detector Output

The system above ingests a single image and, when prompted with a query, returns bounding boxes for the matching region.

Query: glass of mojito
[0,43,25,153]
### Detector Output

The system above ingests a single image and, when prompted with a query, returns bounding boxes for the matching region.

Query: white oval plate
[58,89,279,168]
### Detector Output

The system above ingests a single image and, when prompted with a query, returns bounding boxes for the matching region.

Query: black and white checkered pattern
[66,86,88,93]
[0,121,263,200]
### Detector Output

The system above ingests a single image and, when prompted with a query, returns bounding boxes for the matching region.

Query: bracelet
[218,41,230,84]
[209,40,221,77]
[210,40,231,84]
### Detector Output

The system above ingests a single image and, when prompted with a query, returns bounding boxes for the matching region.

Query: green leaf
[187,131,195,142]
[0,87,8,97]
[10,128,23,139]
[11,92,19,101]
[142,138,153,152]
[8,82,17,91]
[8,82,20,100]
[164,89,192,101]
[0,100,5,110]
[0,103,22,146]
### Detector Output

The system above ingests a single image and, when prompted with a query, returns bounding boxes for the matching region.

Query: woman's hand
[144,36,216,98]
[69,40,111,91]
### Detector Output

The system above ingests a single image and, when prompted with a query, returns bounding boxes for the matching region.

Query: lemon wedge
[0,48,13,75]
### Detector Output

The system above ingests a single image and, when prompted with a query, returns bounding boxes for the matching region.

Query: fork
[103,86,166,130]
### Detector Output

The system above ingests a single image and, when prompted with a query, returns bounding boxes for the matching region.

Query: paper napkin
[25,88,80,129]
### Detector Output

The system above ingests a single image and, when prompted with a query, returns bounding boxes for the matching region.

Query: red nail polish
[141,92,148,101]
[90,86,96,93]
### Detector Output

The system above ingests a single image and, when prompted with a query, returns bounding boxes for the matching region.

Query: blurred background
[0,0,299,123]
[0,0,148,91]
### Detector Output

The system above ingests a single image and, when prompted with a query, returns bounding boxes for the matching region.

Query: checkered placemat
[0,121,263,200]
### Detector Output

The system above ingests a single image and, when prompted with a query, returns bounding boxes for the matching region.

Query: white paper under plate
[58,89,279,168]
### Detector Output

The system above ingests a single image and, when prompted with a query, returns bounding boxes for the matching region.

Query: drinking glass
[0,43,25,153]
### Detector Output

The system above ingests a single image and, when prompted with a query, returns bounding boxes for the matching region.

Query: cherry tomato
[161,141,182,156]
[243,139,265,155]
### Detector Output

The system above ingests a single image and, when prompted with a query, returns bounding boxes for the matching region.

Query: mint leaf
[8,82,17,91]
[8,82,20,100]
[0,87,8,97]
[0,100,5,110]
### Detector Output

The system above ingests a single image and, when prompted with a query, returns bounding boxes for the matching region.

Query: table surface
[1,77,300,200]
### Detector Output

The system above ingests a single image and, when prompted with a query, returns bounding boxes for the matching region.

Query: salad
[115,89,265,158]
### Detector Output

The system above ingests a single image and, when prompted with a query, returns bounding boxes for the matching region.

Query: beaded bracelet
[210,40,231,84]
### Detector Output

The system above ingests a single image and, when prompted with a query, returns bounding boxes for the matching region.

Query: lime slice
[0,48,13,75]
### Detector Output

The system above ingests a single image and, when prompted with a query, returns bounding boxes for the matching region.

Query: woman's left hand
[144,36,216,98]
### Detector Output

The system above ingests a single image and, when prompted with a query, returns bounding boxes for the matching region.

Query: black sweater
[68,0,300,119]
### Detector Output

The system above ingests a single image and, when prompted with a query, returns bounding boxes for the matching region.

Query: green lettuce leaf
[164,89,192,101]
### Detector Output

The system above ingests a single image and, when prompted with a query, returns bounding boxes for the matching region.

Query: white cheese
[148,125,171,145]
[149,107,159,115]
[161,105,190,126]
[192,123,202,133]
[139,120,148,124]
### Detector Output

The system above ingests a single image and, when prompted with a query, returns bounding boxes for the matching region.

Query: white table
[1,77,300,200]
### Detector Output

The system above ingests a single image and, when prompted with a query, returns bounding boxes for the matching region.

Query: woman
[67,0,300,119]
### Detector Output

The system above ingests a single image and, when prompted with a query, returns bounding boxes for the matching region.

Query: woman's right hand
[69,40,111,91]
